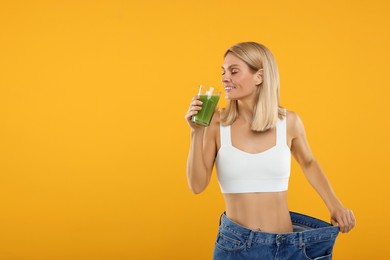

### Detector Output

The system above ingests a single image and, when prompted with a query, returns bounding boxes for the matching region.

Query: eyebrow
[221,64,240,70]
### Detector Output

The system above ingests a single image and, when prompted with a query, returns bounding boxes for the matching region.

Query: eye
[231,69,239,74]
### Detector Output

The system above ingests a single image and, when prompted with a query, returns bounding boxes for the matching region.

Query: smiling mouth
[224,86,236,92]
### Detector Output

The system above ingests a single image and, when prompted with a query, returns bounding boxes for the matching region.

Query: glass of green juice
[192,85,221,127]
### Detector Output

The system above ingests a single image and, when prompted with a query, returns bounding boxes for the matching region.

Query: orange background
[1,0,389,259]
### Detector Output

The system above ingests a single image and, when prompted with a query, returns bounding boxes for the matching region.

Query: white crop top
[215,116,291,193]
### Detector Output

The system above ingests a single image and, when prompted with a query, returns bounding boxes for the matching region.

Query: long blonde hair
[220,42,285,132]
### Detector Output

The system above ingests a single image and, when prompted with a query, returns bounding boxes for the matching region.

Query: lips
[224,86,235,92]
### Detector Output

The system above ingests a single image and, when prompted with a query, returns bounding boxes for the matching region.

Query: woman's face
[221,52,262,101]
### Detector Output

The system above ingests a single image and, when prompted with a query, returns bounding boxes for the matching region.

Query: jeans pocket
[302,242,334,260]
[215,230,246,252]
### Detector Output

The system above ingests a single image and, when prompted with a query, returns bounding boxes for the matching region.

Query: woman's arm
[289,112,356,233]
[185,95,218,194]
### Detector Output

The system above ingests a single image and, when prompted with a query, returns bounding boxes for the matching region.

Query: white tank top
[215,116,291,193]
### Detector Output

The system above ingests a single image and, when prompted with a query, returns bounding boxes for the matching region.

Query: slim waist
[219,211,339,246]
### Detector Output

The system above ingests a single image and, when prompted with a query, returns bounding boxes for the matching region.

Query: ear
[254,69,263,86]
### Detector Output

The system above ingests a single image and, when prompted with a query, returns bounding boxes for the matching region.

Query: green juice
[192,94,220,126]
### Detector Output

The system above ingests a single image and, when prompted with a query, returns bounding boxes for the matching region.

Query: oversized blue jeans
[213,212,339,260]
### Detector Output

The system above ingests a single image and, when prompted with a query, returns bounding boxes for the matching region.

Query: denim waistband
[219,211,339,246]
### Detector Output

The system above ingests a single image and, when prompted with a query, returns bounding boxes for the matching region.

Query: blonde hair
[220,42,286,132]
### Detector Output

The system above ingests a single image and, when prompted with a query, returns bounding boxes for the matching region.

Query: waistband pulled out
[219,211,339,247]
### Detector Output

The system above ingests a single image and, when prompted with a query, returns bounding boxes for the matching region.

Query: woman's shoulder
[209,109,221,128]
[203,109,221,146]
[285,109,298,122]
[285,109,305,137]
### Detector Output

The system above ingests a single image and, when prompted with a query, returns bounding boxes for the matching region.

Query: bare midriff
[223,191,293,234]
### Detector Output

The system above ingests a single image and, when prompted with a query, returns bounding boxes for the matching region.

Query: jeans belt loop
[299,232,304,249]
[247,231,254,249]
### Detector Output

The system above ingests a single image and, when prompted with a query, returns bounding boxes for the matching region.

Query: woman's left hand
[330,207,356,233]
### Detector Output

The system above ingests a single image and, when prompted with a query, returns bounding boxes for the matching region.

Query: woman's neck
[237,97,256,124]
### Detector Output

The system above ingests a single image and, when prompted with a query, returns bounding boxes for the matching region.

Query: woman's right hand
[185,95,204,131]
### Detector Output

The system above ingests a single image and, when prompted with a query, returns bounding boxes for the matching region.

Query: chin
[225,94,238,100]
[225,93,234,99]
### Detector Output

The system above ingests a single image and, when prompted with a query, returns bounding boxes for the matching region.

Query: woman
[185,42,355,259]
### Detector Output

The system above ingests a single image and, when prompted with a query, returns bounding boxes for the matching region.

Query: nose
[221,75,231,84]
